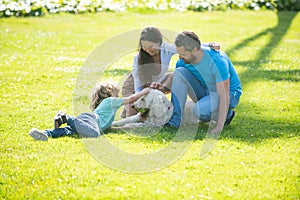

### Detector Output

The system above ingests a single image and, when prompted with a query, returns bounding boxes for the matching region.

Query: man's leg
[225,92,240,125]
[193,92,219,122]
[167,67,206,128]
[193,92,240,125]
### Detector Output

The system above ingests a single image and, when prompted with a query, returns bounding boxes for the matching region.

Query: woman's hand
[150,82,163,91]
[209,42,220,51]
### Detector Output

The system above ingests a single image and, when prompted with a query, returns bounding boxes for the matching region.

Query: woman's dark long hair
[137,27,163,88]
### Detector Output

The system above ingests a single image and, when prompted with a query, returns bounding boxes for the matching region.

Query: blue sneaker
[29,128,48,141]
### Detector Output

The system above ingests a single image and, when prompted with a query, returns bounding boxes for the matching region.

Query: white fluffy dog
[112,89,173,128]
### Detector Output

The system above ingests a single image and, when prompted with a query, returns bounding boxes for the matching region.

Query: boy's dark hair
[175,31,201,51]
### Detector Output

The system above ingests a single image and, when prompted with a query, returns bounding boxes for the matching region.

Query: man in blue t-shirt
[165,31,242,133]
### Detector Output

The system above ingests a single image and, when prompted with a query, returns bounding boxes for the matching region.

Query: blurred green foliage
[1,0,298,18]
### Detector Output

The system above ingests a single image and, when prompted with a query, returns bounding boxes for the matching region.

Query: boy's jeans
[45,117,77,138]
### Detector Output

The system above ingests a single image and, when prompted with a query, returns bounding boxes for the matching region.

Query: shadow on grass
[219,11,300,143]
[236,67,299,82]
[227,11,299,85]
[221,115,299,143]
[103,114,298,145]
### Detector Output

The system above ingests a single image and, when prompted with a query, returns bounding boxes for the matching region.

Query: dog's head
[132,89,173,126]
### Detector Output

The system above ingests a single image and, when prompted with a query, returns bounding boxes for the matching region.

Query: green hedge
[277,0,300,11]
[0,0,298,17]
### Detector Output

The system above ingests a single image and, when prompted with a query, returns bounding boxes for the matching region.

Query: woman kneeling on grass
[29,84,150,141]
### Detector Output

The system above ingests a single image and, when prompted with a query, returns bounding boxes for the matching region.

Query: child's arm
[122,88,151,105]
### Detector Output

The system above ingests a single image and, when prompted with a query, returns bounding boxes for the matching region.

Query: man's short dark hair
[175,31,201,51]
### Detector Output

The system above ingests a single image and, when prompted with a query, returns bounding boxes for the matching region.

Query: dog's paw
[112,121,121,127]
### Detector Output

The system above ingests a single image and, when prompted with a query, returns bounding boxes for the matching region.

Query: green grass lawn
[1,11,300,199]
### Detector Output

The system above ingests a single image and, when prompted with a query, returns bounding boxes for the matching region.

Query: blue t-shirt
[176,47,242,99]
[93,97,123,131]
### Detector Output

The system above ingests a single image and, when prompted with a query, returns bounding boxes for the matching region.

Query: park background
[1,0,300,199]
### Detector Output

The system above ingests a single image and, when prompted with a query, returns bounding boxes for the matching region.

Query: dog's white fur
[112,89,200,129]
[112,89,173,128]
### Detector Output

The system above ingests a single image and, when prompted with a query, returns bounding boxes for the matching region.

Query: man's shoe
[224,110,235,125]
[29,128,48,141]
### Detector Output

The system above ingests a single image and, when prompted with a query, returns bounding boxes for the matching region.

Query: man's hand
[210,126,223,134]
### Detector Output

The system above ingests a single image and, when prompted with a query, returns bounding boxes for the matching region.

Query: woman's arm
[132,54,142,93]
[170,42,220,52]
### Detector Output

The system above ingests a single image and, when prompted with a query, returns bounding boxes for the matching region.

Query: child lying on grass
[29,84,150,141]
